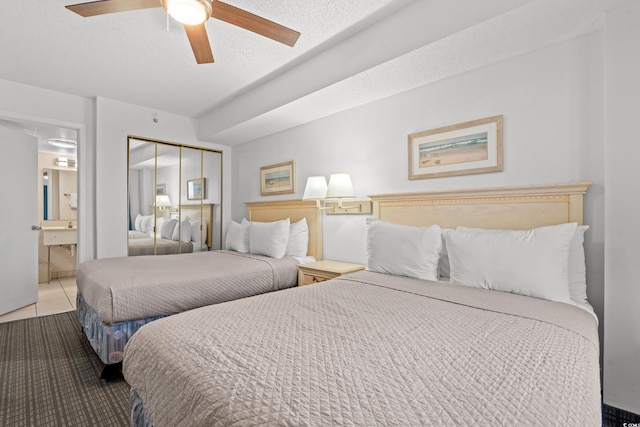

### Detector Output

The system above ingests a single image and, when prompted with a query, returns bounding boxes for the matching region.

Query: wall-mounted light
[305,173,372,214]
[54,157,77,168]
[326,173,355,208]
[302,176,328,209]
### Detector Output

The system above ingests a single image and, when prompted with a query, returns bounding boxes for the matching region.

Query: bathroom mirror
[42,168,77,220]
[127,136,222,256]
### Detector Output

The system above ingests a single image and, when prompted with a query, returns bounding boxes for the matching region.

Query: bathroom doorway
[0,117,78,318]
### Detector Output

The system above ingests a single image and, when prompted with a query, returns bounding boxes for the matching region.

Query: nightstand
[297,260,365,286]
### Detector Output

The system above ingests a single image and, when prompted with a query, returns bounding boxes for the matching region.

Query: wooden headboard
[369,182,591,229]
[245,199,323,260]
[179,204,213,248]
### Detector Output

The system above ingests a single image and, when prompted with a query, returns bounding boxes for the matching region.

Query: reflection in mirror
[203,150,222,250]
[128,137,222,256]
[42,168,77,220]
[180,147,223,251]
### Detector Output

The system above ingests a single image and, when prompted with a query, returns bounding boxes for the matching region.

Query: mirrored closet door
[128,137,222,256]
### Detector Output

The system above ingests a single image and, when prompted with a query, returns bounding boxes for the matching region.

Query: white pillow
[161,218,178,240]
[249,219,290,259]
[569,225,589,303]
[285,218,309,257]
[172,219,191,243]
[445,223,578,303]
[190,219,207,246]
[366,218,441,281]
[225,220,251,253]
[156,217,165,235]
[134,213,143,232]
[140,215,154,235]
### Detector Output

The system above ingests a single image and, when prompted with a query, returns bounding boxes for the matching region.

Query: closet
[127,136,222,256]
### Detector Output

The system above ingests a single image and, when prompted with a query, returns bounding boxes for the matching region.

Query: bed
[77,199,322,378]
[123,181,601,426]
[127,204,214,256]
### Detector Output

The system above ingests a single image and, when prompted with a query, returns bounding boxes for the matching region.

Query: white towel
[69,193,77,209]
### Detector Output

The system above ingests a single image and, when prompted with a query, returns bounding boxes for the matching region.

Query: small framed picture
[156,184,166,195]
[408,115,503,180]
[260,161,295,196]
[187,178,206,200]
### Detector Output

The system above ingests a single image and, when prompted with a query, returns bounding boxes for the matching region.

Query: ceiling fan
[65,0,301,64]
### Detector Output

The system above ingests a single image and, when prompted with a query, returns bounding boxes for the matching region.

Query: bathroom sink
[42,228,77,246]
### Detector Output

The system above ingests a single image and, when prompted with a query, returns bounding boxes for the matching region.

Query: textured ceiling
[0,0,626,147]
[0,0,408,117]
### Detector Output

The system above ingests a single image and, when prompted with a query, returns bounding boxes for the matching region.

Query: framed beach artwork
[156,184,166,195]
[408,115,503,180]
[260,161,295,196]
[187,178,206,200]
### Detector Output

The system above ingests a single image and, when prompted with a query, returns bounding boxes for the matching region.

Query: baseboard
[603,403,640,426]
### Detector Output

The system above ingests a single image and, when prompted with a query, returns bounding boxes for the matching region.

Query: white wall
[603,0,640,415]
[95,97,230,259]
[231,29,606,375]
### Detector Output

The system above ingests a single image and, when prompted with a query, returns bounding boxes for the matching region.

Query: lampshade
[326,173,355,199]
[163,0,211,25]
[156,195,171,207]
[302,176,328,200]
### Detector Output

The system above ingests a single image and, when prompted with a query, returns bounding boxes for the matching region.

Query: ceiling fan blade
[66,0,161,17]
[211,0,300,47]
[184,24,214,64]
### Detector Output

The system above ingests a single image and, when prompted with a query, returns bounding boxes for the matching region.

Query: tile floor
[0,277,76,324]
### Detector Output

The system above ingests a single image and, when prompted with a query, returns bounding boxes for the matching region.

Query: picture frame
[260,161,295,196]
[408,115,503,180]
[156,184,166,195]
[187,178,206,200]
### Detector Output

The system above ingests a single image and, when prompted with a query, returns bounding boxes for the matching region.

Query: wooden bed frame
[369,182,591,229]
[245,199,323,260]
[242,183,589,260]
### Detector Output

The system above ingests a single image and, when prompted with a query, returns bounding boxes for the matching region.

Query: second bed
[76,199,322,377]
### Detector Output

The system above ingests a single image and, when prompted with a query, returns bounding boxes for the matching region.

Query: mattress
[77,250,299,324]
[123,270,601,426]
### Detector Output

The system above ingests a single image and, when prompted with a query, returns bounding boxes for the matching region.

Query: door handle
[31,225,41,231]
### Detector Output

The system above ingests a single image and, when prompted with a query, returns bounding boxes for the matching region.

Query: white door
[0,125,38,315]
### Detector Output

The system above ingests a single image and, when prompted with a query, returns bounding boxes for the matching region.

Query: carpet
[0,311,129,426]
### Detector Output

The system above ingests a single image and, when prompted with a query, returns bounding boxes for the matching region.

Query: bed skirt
[76,293,166,365]
[130,388,153,427]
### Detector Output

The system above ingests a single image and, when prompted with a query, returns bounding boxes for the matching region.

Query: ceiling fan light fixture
[164,0,211,25]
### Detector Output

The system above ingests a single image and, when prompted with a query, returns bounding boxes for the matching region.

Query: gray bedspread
[76,250,299,324]
[123,270,601,426]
